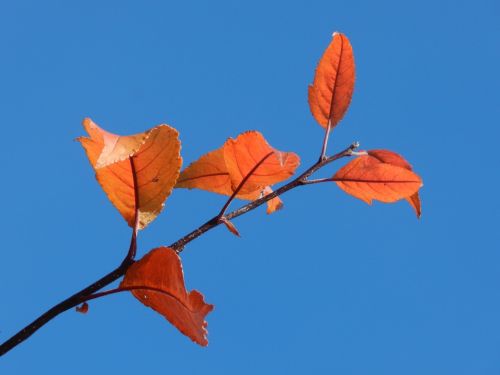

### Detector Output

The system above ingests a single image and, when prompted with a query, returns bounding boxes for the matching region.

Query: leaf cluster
[0,32,423,355]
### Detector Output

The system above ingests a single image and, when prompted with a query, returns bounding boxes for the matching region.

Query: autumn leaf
[176,131,299,213]
[174,147,232,196]
[368,150,422,217]
[78,118,182,229]
[223,131,299,194]
[121,247,213,346]
[333,152,422,206]
[75,303,89,314]
[308,32,355,129]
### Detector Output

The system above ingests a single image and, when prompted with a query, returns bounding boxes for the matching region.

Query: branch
[0,157,142,357]
[0,142,358,356]
[170,141,359,252]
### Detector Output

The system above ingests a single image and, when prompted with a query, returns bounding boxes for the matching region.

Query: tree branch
[170,141,359,252]
[0,156,142,357]
[0,142,359,357]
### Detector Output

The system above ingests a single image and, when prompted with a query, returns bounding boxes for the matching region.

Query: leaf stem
[127,156,140,259]
[319,121,332,161]
[77,285,193,312]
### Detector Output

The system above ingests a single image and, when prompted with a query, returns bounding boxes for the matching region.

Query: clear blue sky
[1,0,499,373]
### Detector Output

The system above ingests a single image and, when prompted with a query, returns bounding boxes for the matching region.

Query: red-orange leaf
[368,150,422,217]
[174,147,232,196]
[223,131,300,195]
[333,153,422,205]
[78,118,182,229]
[176,131,299,212]
[75,302,89,314]
[308,32,355,129]
[121,247,213,346]
[367,150,413,170]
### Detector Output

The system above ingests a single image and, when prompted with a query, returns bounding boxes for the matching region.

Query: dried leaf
[78,118,182,229]
[176,131,299,212]
[406,193,422,218]
[121,247,213,346]
[368,150,422,217]
[333,153,422,205]
[220,217,241,237]
[308,32,355,129]
[76,302,89,314]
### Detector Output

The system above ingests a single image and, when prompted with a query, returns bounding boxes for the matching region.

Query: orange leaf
[333,153,422,205]
[223,131,300,195]
[367,150,413,170]
[174,147,232,196]
[308,32,355,129]
[121,247,213,346]
[78,118,182,229]
[176,131,299,211]
[368,150,422,217]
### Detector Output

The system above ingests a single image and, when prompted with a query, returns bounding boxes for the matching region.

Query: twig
[170,141,359,252]
[0,142,359,356]
[0,156,142,357]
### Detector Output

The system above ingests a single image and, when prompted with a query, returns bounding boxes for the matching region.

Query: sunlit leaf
[121,247,213,346]
[176,131,299,213]
[223,131,299,195]
[308,32,355,129]
[78,118,182,229]
[333,152,422,205]
[368,150,422,217]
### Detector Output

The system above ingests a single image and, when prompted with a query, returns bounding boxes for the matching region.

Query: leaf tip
[221,217,241,237]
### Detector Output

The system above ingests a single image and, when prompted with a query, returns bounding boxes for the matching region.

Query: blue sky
[1,0,499,373]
